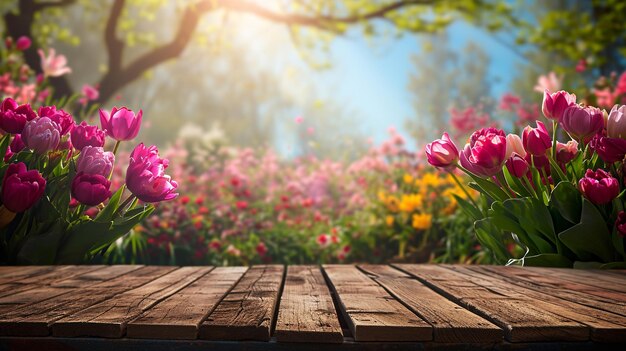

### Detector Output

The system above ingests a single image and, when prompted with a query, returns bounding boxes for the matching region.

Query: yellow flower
[386,195,400,212]
[412,213,432,230]
[399,194,422,213]
[403,173,414,184]
[421,173,442,188]
[385,215,394,226]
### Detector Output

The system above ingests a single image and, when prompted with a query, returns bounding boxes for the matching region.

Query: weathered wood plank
[0,266,105,298]
[322,265,431,342]
[478,265,626,318]
[274,266,343,343]
[0,265,156,336]
[395,264,589,342]
[51,267,211,338]
[458,265,626,342]
[358,265,502,343]
[127,266,247,340]
[0,266,107,313]
[519,266,626,294]
[198,265,284,341]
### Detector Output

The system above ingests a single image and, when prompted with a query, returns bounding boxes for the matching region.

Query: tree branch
[105,0,126,73]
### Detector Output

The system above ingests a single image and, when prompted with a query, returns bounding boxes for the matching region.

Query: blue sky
[306,20,525,145]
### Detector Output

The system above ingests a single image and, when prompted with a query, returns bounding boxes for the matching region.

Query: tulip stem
[112,140,121,156]
[551,120,558,159]
[116,195,137,217]
[449,171,480,209]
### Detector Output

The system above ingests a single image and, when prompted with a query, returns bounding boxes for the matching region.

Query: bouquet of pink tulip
[0,97,178,264]
[426,90,626,268]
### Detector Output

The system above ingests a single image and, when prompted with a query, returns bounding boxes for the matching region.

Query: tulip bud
[71,121,105,151]
[15,36,31,51]
[579,169,619,205]
[76,146,115,177]
[506,153,529,178]
[542,90,576,121]
[505,134,526,159]
[561,105,604,143]
[38,106,74,135]
[126,143,178,202]
[425,132,459,170]
[555,140,579,164]
[71,173,112,206]
[608,105,626,139]
[590,133,626,163]
[522,121,552,156]
[21,117,61,154]
[615,211,626,237]
[1,162,46,212]
[0,99,37,134]
[99,107,142,141]
[459,127,507,178]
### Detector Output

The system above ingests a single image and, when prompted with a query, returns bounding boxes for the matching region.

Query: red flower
[236,201,248,210]
[180,195,190,205]
[256,242,268,256]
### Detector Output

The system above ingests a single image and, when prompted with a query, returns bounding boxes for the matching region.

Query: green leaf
[549,181,582,224]
[0,134,11,162]
[95,186,125,222]
[452,194,481,221]
[474,218,509,264]
[523,253,573,267]
[467,173,510,202]
[558,199,614,262]
[16,221,65,264]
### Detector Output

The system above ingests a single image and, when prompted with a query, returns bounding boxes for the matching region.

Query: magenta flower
[561,105,604,143]
[1,162,46,213]
[126,143,178,202]
[38,48,71,77]
[542,90,576,121]
[579,169,619,205]
[38,105,74,135]
[589,134,626,163]
[555,140,579,164]
[607,105,626,139]
[76,146,114,177]
[71,173,111,206]
[71,121,105,151]
[615,211,626,237]
[506,153,529,178]
[4,134,26,161]
[21,117,61,154]
[15,36,31,51]
[459,127,507,178]
[79,84,99,105]
[522,121,552,156]
[424,132,459,170]
[99,107,142,141]
[0,98,37,134]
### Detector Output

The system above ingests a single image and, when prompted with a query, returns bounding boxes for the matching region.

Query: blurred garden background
[1,0,625,266]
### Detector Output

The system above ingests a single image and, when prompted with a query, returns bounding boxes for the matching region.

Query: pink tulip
[459,127,507,178]
[590,134,626,163]
[4,134,26,161]
[506,153,529,178]
[534,72,562,94]
[38,105,74,135]
[21,117,61,154]
[71,121,105,151]
[555,140,579,164]
[505,133,526,159]
[615,211,626,237]
[579,169,619,205]
[15,36,31,51]
[71,173,111,206]
[126,143,178,202]
[561,105,604,142]
[38,48,71,77]
[99,107,142,141]
[608,105,626,139]
[542,90,576,121]
[79,84,99,105]
[76,146,114,177]
[522,121,552,156]
[425,132,459,170]
[0,98,37,134]
[1,162,46,212]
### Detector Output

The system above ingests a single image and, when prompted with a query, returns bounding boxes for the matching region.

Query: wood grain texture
[0,266,104,298]
[395,264,589,342]
[359,265,502,343]
[127,266,247,340]
[323,265,431,342]
[468,265,626,342]
[51,266,211,338]
[274,266,343,343]
[199,265,284,341]
[0,265,156,336]
[0,266,106,314]
[518,266,626,294]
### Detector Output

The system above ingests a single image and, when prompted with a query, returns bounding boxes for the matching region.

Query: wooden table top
[0,264,625,348]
